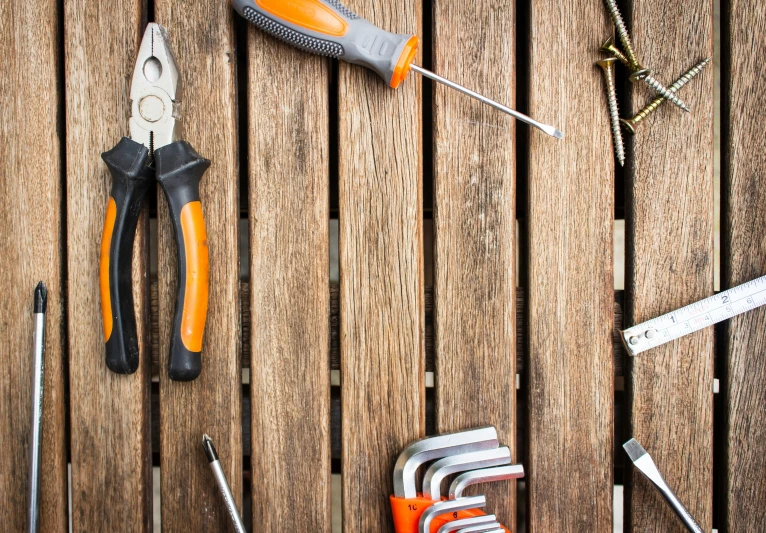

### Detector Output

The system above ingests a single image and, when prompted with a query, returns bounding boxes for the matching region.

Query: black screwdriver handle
[100,137,153,374]
[155,140,211,382]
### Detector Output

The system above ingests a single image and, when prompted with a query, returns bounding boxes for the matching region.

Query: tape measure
[621,275,766,356]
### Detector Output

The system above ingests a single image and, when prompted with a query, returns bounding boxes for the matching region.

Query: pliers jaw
[129,23,181,155]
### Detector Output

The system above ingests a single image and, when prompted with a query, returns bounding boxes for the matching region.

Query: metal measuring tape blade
[621,275,766,356]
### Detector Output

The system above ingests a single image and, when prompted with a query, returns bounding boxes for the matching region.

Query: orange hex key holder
[100,23,209,381]
[390,427,523,533]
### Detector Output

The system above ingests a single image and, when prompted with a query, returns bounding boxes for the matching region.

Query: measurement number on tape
[621,275,766,356]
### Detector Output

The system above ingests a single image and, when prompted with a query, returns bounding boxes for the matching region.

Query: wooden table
[0,0,763,531]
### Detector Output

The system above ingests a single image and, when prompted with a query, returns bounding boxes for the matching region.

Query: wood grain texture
[0,0,67,530]
[64,2,153,531]
[154,1,242,530]
[247,29,332,532]
[432,0,517,524]
[526,0,614,531]
[721,0,766,529]
[338,0,424,530]
[625,0,715,531]
[152,284,630,376]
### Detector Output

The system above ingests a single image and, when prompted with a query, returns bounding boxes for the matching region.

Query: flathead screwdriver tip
[34,282,47,314]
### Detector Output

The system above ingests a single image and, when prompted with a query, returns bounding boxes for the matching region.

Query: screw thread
[600,65,625,166]
[629,58,711,127]
[643,74,690,111]
[604,0,640,67]
[602,42,631,67]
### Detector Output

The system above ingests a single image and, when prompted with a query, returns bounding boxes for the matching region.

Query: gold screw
[599,37,690,112]
[597,57,625,167]
[621,58,710,134]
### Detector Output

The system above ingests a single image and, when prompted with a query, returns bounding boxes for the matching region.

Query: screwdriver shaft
[410,64,564,139]
[28,282,47,533]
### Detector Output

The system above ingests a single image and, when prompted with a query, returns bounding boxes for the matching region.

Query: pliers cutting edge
[100,23,210,381]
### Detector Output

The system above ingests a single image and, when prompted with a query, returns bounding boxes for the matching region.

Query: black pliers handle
[99,24,210,381]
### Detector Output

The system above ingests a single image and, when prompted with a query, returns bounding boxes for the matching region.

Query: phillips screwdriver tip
[34,282,47,314]
[202,434,218,463]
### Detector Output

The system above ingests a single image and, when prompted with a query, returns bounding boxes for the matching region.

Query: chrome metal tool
[203,434,246,533]
[27,282,47,533]
[422,447,512,500]
[449,464,525,500]
[623,439,703,533]
[393,427,499,499]
[436,515,499,533]
[621,274,766,356]
[419,496,486,533]
[456,526,504,533]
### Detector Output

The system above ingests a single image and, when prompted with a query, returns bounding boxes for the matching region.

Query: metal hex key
[422,447,512,500]
[456,525,504,533]
[419,496,486,533]
[436,515,499,533]
[393,427,499,499]
[449,465,526,499]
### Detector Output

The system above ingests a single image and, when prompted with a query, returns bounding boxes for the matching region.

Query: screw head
[629,67,651,82]
[596,57,619,70]
[620,118,636,135]
[599,36,616,53]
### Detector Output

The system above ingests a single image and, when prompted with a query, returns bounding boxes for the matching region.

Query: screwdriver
[28,282,47,533]
[232,0,564,139]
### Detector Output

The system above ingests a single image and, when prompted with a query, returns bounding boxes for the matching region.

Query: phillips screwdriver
[203,434,246,533]
[232,0,564,139]
[28,282,47,533]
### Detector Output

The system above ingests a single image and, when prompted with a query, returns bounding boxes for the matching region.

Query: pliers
[99,23,210,381]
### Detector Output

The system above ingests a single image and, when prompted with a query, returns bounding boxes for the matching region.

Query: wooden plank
[625,0,715,530]
[432,0,517,524]
[247,28,332,531]
[64,2,153,530]
[721,0,766,528]
[0,0,67,530]
[338,0,424,530]
[525,0,614,530]
[154,1,242,530]
[152,284,630,375]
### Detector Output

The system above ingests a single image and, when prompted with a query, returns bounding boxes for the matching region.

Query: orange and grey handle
[390,495,511,533]
[232,0,419,88]
[155,140,211,382]
[100,137,153,374]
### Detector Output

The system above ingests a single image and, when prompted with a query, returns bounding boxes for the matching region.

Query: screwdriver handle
[232,0,419,87]
[155,140,210,382]
[100,137,153,374]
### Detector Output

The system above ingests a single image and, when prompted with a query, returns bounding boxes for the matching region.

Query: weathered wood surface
[154,1,242,530]
[247,27,332,532]
[339,0,424,530]
[526,0,615,530]
[432,0,517,523]
[64,2,153,531]
[625,0,715,530]
[722,0,766,529]
[0,0,67,530]
[152,284,629,375]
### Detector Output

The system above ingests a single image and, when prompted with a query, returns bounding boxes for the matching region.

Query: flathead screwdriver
[233,0,563,139]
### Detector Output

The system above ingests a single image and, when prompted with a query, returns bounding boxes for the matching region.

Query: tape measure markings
[621,275,766,356]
